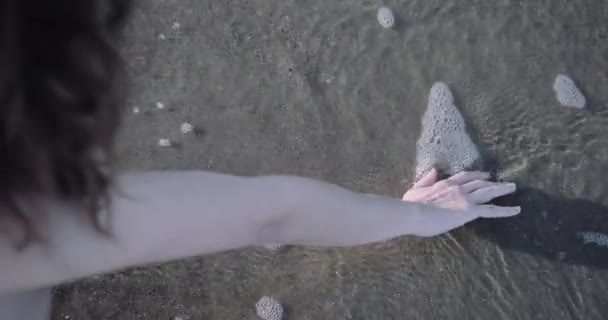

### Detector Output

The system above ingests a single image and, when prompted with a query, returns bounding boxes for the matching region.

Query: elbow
[247,175,300,246]
[254,204,293,246]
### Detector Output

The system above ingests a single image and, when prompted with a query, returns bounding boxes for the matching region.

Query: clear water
[54,0,608,319]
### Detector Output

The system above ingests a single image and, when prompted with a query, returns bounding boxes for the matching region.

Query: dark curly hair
[0,0,131,247]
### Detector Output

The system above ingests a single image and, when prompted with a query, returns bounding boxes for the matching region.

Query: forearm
[270,176,427,246]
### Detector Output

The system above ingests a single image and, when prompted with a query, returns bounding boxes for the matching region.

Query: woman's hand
[402,168,520,236]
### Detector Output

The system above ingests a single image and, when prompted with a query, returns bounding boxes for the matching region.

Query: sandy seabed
[54,1,608,319]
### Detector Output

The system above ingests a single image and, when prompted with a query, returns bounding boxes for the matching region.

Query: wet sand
[53,0,608,319]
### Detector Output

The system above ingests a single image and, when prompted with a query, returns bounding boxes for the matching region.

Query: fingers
[413,168,438,189]
[467,183,517,204]
[446,171,490,185]
[478,205,521,218]
[461,180,495,193]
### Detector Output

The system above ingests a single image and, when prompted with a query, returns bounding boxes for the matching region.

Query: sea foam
[415,82,480,179]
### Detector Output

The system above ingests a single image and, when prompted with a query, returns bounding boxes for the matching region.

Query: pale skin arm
[0,169,519,293]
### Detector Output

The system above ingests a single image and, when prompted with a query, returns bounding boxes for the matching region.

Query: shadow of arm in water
[470,187,608,269]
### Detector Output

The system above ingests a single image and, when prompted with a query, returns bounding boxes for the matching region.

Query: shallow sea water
[54,0,608,319]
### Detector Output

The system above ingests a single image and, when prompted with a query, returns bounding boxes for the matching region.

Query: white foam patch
[158,138,171,147]
[263,243,282,251]
[553,74,585,109]
[377,7,395,29]
[255,296,283,320]
[577,231,608,248]
[415,82,480,179]
[180,122,194,134]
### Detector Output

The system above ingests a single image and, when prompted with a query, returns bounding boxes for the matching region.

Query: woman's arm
[0,169,519,293]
